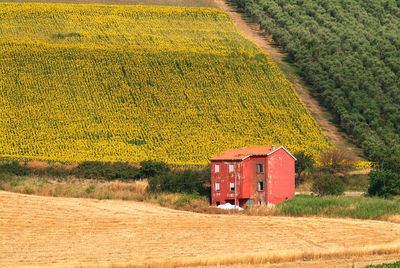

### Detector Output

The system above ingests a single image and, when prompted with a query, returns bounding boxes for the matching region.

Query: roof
[211,146,296,161]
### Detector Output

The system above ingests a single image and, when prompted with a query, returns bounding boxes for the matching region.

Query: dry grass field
[1,191,400,267]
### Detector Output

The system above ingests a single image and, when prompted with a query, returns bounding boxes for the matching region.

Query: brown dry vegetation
[1,191,400,267]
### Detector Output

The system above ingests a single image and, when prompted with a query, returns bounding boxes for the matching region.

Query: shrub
[276,195,400,220]
[44,166,71,178]
[73,161,139,181]
[0,162,30,176]
[0,171,14,182]
[24,186,33,194]
[110,162,140,181]
[174,192,201,206]
[11,179,21,187]
[139,160,170,179]
[148,167,210,196]
[365,261,400,268]
[85,185,96,194]
[368,169,400,198]
[312,174,345,196]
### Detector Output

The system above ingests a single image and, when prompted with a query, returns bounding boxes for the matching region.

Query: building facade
[211,146,296,207]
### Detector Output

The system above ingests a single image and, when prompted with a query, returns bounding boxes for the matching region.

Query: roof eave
[267,146,297,160]
[210,158,243,161]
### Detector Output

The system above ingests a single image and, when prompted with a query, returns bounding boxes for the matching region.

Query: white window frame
[215,182,220,191]
[215,164,220,173]
[228,164,234,173]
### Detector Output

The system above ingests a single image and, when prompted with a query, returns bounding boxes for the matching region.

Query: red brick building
[211,146,296,207]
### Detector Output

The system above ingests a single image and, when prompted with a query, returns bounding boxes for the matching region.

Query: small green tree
[312,174,345,196]
[294,151,314,186]
[368,169,400,198]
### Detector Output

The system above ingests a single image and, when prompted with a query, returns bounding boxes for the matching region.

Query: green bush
[24,186,33,194]
[276,195,400,220]
[73,161,139,181]
[174,192,201,206]
[0,171,14,182]
[43,166,71,178]
[312,174,345,196]
[85,185,96,194]
[0,162,30,176]
[368,169,400,198]
[148,167,210,196]
[139,160,170,179]
[365,261,400,268]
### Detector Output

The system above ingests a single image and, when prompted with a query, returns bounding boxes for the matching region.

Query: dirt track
[1,191,400,267]
[214,0,365,160]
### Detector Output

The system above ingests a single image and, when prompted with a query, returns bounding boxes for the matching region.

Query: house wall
[211,148,295,207]
[211,160,242,206]
[266,148,295,204]
[242,156,267,205]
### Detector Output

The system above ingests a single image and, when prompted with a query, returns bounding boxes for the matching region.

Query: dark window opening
[225,200,234,205]
[216,201,220,206]
[229,182,235,191]
[256,164,264,173]
[257,181,264,191]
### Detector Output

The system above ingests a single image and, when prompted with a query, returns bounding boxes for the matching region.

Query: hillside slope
[1,190,400,267]
[231,0,400,165]
[214,0,366,160]
[0,3,330,165]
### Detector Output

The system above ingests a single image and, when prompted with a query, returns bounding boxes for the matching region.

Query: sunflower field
[0,3,330,165]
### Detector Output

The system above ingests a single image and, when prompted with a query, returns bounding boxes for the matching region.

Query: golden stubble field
[1,190,400,267]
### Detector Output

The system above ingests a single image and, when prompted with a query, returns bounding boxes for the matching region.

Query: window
[215,182,220,191]
[215,164,220,173]
[246,199,254,205]
[229,182,235,191]
[228,164,234,173]
[256,164,264,173]
[216,201,220,206]
[258,201,262,205]
[257,181,264,191]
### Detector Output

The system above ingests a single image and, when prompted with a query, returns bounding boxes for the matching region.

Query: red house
[211,146,296,207]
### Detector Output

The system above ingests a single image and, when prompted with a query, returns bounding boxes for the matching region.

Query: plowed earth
[1,191,400,267]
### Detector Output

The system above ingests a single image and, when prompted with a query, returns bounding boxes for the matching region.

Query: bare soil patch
[1,191,400,267]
